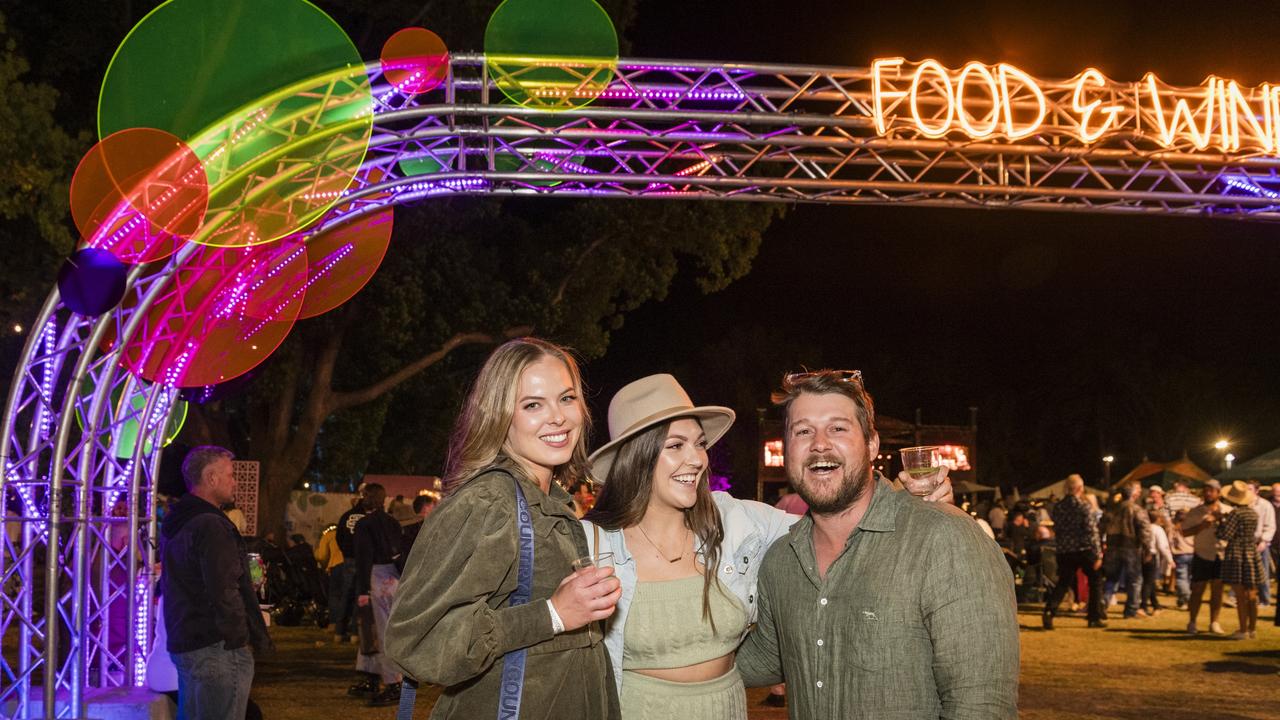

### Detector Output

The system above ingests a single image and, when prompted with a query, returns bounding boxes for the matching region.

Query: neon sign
[871,58,1280,155]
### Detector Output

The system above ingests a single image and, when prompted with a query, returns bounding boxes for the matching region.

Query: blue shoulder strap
[497,478,535,718]
[397,476,534,720]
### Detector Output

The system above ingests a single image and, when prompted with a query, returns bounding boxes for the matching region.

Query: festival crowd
[984,476,1276,639]
[153,337,1278,720]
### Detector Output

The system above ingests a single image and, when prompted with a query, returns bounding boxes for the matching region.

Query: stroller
[249,535,330,627]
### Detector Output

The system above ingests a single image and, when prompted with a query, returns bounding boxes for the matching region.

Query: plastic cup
[900,446,944,496]
[573,552,615,571]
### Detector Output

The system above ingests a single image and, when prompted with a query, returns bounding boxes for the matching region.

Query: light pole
[1102,455,1114,487]
[1214,439,1231,472]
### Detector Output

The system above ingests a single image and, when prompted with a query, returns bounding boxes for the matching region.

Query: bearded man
[737,370,1019,720]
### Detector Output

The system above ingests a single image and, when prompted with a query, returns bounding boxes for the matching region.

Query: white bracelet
[546,599,566,635]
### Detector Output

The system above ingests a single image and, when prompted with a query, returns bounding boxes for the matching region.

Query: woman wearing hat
[582,374,950,719]
[386,338,622,719]
[1217,480,1263,639]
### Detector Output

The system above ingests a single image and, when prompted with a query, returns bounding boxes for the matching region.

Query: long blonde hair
[443,338,592,494]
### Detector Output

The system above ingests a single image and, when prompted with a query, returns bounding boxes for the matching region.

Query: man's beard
[791,449,875,515]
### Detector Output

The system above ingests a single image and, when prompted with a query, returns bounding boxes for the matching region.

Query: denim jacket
[582,492,799,699]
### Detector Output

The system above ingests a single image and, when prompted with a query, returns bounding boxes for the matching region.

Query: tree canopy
[0,1,784,535]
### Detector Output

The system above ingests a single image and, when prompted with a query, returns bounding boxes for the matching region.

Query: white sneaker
[1210,621,1226,634]
[1186,622,1198,635]
[1247,630,1257,639]
[1228,630,1248,640]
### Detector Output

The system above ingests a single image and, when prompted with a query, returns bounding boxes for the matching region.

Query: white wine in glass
[900,446,944,496]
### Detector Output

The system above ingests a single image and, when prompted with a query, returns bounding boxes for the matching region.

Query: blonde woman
[582,374,951,719]
[386,338,622,719]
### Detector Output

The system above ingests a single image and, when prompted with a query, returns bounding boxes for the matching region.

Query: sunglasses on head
[782,369,864,388]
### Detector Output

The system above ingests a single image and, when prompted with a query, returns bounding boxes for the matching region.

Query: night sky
[583,0,1280,489]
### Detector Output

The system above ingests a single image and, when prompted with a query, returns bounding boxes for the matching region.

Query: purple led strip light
[237,242,356,341]
[1223,174,1280,200]
[532,153,597,175]
[392,176,489,200]
[8,321,63,536]
[132,573,150,686]
[210,244,308,323]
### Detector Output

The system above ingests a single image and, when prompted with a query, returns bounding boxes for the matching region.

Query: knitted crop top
[621,574,747,670]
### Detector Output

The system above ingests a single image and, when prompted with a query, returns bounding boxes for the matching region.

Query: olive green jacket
[386,459,619,720]
[737,478,1020,720]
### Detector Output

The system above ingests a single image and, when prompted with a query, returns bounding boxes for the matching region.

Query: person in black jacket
[399,493,437,556]
[353,482,405,706]
[161,446,272,720]
[333,493,366,645]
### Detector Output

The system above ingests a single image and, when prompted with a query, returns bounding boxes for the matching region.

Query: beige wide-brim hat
[588,374,735,483]
[1222,480,1256,507]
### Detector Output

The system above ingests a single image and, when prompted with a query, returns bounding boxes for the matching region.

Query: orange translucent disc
[380,27,449,95]
[118,239,307,387]
[70,127,208,264]
[298,209,394,319]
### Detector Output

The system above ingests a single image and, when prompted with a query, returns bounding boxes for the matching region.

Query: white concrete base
[3,687,175,720]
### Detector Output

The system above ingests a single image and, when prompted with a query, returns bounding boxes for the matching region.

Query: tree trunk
[246,324,532,540]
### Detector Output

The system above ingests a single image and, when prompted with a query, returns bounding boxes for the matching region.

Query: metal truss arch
[5,51,1280,719]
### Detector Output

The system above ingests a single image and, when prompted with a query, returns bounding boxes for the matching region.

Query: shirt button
[819,598,828,606]
[724,565,733,574]
[816,639,824,647]
[743,556,749,565]
[816,681,824,688]
[748,594,754,603]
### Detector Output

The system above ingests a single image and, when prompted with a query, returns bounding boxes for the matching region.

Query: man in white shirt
[988,500,1008,538]
[1247,480,1276,606]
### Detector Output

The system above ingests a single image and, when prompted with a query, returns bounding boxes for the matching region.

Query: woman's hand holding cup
[550,553,620,631]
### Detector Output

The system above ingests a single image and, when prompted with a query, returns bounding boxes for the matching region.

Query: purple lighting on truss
[238,243,355,340]
[619,63,753,75]
[533,153,597,175]
[392,176,489,201]
[5,462,45,537]
[1222,174,1280,200]
[596,87,745,101]
[133,573,151,686]
[40,322,57,439]
[211,244,308,321]
[159,341,196,388]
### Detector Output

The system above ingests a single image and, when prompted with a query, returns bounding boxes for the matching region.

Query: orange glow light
[763,439,784,468]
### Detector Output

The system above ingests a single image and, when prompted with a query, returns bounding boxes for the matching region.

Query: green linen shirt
[736,478,1020,720]
[386,459,620,720]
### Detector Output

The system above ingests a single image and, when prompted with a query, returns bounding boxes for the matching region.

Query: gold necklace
[635,523,689,564]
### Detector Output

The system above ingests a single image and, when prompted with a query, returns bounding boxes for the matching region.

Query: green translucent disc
[99,0,373,245]
[485,0,619,110]
[75,379,188,459]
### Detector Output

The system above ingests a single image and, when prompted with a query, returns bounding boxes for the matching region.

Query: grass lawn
[248,602,1279,719]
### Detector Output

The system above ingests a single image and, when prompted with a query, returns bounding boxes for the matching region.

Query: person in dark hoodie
[162,446,273,720]
[352,482,405,706]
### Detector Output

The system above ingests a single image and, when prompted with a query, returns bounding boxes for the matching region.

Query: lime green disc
[99,0,373,245]
[485,0,619,110]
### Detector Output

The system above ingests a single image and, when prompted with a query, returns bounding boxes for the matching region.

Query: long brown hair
[443,338,592,494]
[586,418,726,631]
